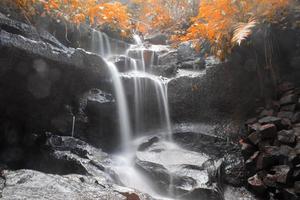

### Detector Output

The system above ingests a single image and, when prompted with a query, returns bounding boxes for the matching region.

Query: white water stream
[90,30,173,199]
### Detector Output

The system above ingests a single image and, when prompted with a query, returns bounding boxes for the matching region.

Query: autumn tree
[172,0,291,59]
[3,0,132,36]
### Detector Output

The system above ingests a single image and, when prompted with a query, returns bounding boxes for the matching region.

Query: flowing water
[91,30,173,199]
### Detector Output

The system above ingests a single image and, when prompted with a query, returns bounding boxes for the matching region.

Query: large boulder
[0,15,121,162]
[1,169,153,200]
[135,136,221,199]
[145,33,168,45]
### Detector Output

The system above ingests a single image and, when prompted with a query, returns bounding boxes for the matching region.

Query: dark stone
[245,151,259,172]
[109,55,132,72]
[279,118,292,130]
[150,64,178,77]
[280,94,298,106]
[293,169,300,181]
[135,159,171,193]
[138,137,159,151]
[248,174,267,195]
[223,153,246,187]
[158,50,177,65]
[278,130,296,144]
[247,123,262,133]
[144,33,168,45]
[270,165,292,184]
[120,192,141,200]
[247,132,261,146]
[256,146,287,170]
[281,104,296,112]
[246,118,258,125]
[177,40,210,62]
[259,116,281,126]
[279,188,299,200]
[180,58,206,70]
[293,112,300,124]
[259,124,277,139]
[260,109,275,117]
[278,111,294,120]
[241,142,257,160]
[263,174,278,188]
[295,181,300,194]
[279,82,295,94]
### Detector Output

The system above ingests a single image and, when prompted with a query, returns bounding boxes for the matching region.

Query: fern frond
[231,18,257,46]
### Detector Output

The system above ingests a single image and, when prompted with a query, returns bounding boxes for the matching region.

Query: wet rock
[279,188,299,200]
[177,40,210,62]
[270,165,292,184]
[256,146,287,170]
[1,169,152,200]
[281,104,296,112]
[293,112,300,124]
[248,174,268,196]
[138,137,159,151]
[247,132,261,145]
[280,94,298,106]
[135,159,170,192]
[260,109,275,117]
[259,124,277,139]
[109,55,133,72]
[150,64,178,77]
[247,123,262,132]
[295,181,300,194]
[223,186,257,200]
[144,33,168,45]
[135,136,223,198]
[158,50,178,65]
[278,130,296,144]
[223,153,246,187]
[279,82,295,94]
[263,174,278,188]
[279,118,292,130]
[258,116,281,126]
[246,118,258,125]
[293,169,300,181]
[278,111,294,120]
[245,151,260,172]
[178,188,220,200]
[80,88,115,114]
[180,58,206,70]
[127,49,159,68]
[241,142,257,160]
[120,192,141,200]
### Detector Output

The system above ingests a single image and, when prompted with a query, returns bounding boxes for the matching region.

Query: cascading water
[105,61,132,151]
[91,30,112,57]
[91,30,173,199]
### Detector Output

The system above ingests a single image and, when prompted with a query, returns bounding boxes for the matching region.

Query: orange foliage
[173,0,291,59]
[3,0,292,50]
[7,0,132,36]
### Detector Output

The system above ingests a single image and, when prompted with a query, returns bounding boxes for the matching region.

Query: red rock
[259,124,277,139]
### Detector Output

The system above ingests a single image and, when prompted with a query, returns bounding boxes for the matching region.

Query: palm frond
[231,18,257,46]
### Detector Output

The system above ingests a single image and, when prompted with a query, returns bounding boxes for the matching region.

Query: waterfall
[91,30,173,198]
[105,61,132,152]
[91,30,112,57]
